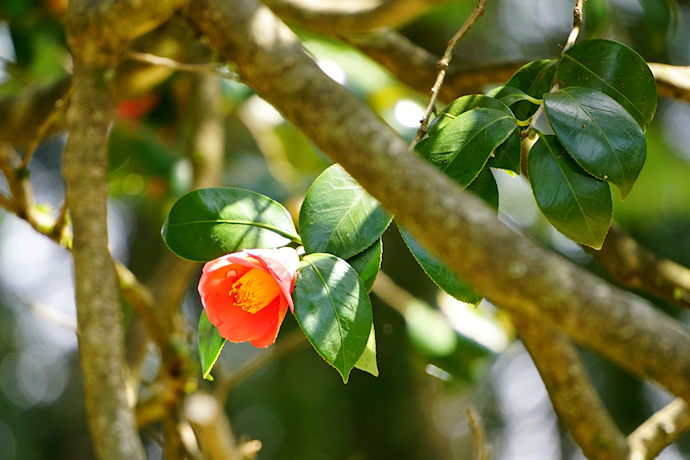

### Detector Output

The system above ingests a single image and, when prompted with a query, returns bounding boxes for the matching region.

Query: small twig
[410,0,489,150]
[21,82,74,170]
[28,300,78,332]
[524,0,585,137]
[124,50,237,79]
[466,406,492,460]
[628,398,690,460]
[563,0,587,54]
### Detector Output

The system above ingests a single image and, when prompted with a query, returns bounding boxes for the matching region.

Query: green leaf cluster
[416,38,656,252]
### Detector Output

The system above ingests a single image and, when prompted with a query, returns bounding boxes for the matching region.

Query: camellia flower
[198,247,300,348]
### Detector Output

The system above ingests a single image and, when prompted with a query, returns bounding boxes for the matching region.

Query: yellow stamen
[230,268,281,314]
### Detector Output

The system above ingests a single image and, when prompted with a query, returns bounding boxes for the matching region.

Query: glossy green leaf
[198,310,226,381]
[466,167,499,212]
[506,59,558,120]
[428,94,514,137]
[528,136,613,249]
[300,165,392,259]
[426,95,521,174]
[417,108,517,188]
[162,188,300,262]
[544,87,646,200]
[293,253,373,383]
[486,85,541,106]
[399,224,481,304]
[354,325,379,377]
[558,39,657,128]
[347,238,382,292]
[488,129,521,174]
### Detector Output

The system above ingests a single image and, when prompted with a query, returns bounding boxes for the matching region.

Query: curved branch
[261,0,456,35]
[588,225,690,310]
[183,0,690,403]
[512,312,629,460]
[348,30,521,102]
[628,398,690,460]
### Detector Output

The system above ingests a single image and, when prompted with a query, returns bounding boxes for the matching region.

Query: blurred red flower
[199,247,300,348]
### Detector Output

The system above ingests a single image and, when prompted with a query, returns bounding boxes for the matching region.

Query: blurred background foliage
[1,0,690,459]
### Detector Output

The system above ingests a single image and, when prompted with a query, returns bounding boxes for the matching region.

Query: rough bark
[63,62,147,460]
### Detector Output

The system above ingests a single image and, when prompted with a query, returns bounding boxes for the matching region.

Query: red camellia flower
[198,247,300,348]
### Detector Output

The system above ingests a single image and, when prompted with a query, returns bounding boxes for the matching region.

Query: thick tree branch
[65,0,188,65]
[512,312,629,460]
[628,398,690,460]
[587,225,690,310]
[261,0,457,35]
[183,0,690,403]
[63,2,189,458]
[63,61,146,460]
[347,31,521,103]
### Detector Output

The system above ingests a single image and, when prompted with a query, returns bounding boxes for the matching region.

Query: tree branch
[261,0,457,35]
[649,63,690,104]
[511,312,629,460]
[63,60,146,460]
[628,398,690,460]
[346,31,521,103]
[183,0,690,404]
[587,225,690,310]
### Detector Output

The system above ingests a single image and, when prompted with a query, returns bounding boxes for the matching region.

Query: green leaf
[486,85,542,106]
[466,167,499,212]
[506,59,558,120]
[161,188,299,262]
[544,87,646,200]
[558,39,657,129]
[417,108,517,188]
[198,310,226,381]
[299,165,392,259]
[293,253,373,383]
[428,94,515,137]
[528,136,613,249]
[354,325,379,377]
[347,238,383,292]
[399,224,482,304]
[488,129,521,174]
[425,95,521,174]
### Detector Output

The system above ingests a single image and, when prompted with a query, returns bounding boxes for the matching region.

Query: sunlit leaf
[354,325,379,377]
[417,108,517,188]
[198,310,226,381]
[300,165,392,259]
[293,253,373,383]
[162,188,299,262]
